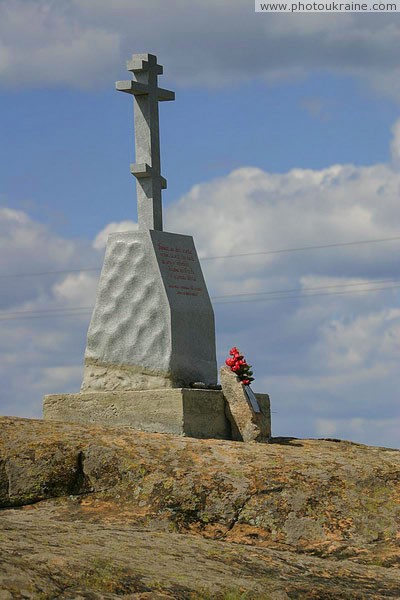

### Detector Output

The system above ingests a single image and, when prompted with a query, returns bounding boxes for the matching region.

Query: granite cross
[116,54,175,231]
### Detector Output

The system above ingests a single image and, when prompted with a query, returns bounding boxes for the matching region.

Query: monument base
[43,389,271,440]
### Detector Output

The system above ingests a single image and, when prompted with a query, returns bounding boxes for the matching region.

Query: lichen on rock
[0,416,399,598]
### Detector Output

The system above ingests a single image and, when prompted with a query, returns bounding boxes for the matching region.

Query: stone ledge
[43,389,271,440]
[44,389,229,439]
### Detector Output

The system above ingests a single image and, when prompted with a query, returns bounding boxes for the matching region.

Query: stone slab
[82,230,217,392]
[43,389,231,439]
[220,366,271,442]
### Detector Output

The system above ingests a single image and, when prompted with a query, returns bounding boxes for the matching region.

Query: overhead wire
[212,276,400,299]
[0,310,92,322]
[1,234,400,279]
[213,282,400,304]
[1,233,400,322]
[200,235,400,261]
[1,279,399,321]
[0,267,100,279]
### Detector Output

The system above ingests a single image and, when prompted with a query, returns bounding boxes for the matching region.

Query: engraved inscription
[156,243,204,297]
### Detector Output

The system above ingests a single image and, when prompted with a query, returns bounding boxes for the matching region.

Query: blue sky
[1,1,400,448]
[1,75,398,238]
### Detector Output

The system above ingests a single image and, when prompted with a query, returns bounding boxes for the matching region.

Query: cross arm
[116,80,175,102]
[130,163,167,189]
[127,54,163,75]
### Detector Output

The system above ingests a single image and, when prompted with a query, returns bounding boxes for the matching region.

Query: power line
[212,276,400,299]
[1,280,399,322]
[0,267,100,279]
[1,234,400,279]
[0,306,94,318]
[214,282,400,304]
[3,276,398,315]
[0,310,92,322]
[201,235,400,261]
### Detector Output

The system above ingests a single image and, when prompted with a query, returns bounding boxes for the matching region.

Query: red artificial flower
[225,347,256,384]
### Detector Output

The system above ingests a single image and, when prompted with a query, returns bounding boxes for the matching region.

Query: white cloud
[1,1,400,101]
[2,124,400,447]
[0,207,76,271]
[0,207,104,417]
[0,216,139,419]
[52,272,99,307]
[0,0,121,88]
[315,307,400,373]
[166,161,400,286]
[92,220,137,250]
[164,119,400,448]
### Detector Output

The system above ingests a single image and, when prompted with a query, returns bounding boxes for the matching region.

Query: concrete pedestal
[43,389,271,440]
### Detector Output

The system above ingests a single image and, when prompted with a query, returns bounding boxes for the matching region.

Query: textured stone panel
[82,230,217,390]
[85,231,170,367]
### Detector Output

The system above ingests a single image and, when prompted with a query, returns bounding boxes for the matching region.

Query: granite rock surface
[220,366,270,442]
[0,416,399,599]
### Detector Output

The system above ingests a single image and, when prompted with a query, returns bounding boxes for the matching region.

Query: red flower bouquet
[225,347,254,385]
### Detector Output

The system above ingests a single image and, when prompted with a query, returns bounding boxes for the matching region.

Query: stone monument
[43,53,271,441]
[82,53,217,391]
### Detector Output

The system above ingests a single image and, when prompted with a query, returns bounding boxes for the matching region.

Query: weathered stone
[116,53,174,232]
[220,366,271,442]
[80,54,216,394]
[44,389,231,439]
[0,416,399,598]
[81,230,217,392]
[82,359,177,392]
[43,55,221,441]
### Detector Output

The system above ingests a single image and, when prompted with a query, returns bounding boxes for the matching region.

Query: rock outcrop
[0,416,399,599]
[220,365,270,441]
